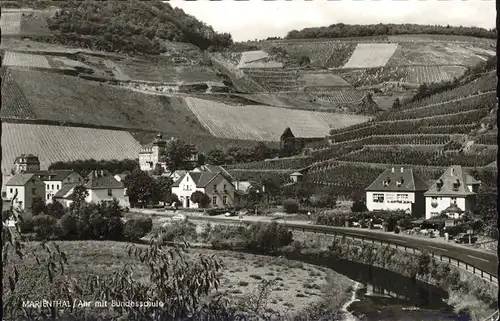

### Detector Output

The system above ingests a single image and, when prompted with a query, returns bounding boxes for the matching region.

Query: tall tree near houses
[206,148,226,165]
[69,185,89,214]
[160,138,197,172]
[190,191,211,208]
[152,176,174,205]
[123,169,155,206]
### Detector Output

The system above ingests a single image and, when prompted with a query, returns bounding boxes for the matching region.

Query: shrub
[47,201,66,219]
[2,210,12,222]
[190,191,211,208]
[123,217,153,242]
[106,216,124,241]
[161,221,197,243]
[283,199,299,214]
[57,213,79,240]
[32,215,58,239]
[351,201,368,213]
[246,222,293,253]
[18,216,34,233]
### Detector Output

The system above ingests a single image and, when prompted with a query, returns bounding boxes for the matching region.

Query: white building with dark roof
[34,170,83,203]
[5,172,45,212]
[365,167,429,217]
[139,134,168,172]
[424,165,481,219]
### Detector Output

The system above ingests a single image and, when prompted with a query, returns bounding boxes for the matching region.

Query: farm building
[365,167,429,217]
[171,171,236,209]
[424,165,481,220]
[53,170,128,207]
[34,170,84,204]
[280,127,325,156]
[5,172,45,213]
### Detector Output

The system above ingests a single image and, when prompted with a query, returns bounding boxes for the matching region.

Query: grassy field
[185,97,371,141]
[1,122,141,176]
[3,239,355,316]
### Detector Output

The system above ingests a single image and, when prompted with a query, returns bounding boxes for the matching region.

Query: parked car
[373,224,383,229]
[352,221,360,227]
[224,211,237,217]
[171,214,186,222]
[454,233,478,244]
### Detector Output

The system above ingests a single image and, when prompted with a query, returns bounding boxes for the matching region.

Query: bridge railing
[283,224,498,285]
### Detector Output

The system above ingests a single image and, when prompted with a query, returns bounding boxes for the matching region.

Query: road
[133,209,498,277]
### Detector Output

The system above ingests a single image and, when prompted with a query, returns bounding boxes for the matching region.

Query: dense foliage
[206,143,280,165]
[123,170,175,207]
[45,0,232,53]
[49,159,138,177]
[286,23,496,39]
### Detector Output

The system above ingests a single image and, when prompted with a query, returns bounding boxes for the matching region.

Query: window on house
[51,184,54,190]
[56,185,59,190]
[186,176,189,182]
[213,184,217,190]
[386,194,396,203]
[107,189,112,196]
[431,212,439,217]
[223,196,227,205]
[223,184,227,190]
[32,188,36,195]
[451,197,457,204]
[47,194,50,200]
[212,196,217,206]
[1,192,6,198]
[397,194,408,203]
[373,194,384,203]
[431,197,438,200]
[10,188,13,194]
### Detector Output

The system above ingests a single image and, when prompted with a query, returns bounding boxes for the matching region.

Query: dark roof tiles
[366,167,429,192]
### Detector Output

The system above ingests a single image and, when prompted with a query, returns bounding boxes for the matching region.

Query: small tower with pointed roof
[139,133,168,172]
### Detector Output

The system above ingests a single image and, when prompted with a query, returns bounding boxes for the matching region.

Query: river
[284,253,472,321]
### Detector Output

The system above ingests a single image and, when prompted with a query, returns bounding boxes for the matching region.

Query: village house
[171,171,236,208]
[35,170,84,203]
[13,153,41,174]
[54,170,128,207]
[424,165,481,219]
[5,173,45,212]
[365,167,429,216]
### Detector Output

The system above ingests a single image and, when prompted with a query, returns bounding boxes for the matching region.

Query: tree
[190,191,210,208]
[31,196,47,216]
[47,200,66,219]
[283,199,299,214]
[161,138,197,172]
[151,163,164,176]
[295,186,312,205]
[244,187,264,210]
[123,169,155,206]
[206,148,226,165]
[152,176,174,205]
[69,185,89,214]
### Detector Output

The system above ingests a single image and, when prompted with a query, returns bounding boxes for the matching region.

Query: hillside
[1,122,141,176]
[228,70,497,198]
[9,0,232,53]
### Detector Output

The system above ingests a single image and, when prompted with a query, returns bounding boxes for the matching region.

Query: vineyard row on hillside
[225,157,314,171]
[329,109,489,142]
[377,92,496,121]
[339,147,496,167]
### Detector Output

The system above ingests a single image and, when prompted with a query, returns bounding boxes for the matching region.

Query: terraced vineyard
[401,71,497,110]
[225,157,314,171]
[313,90,366,104]
[340,146,496,167]
[300,73,352,88]
[243,68,304,92]
[185,97,371,141]
[0,12,22,35]
[2,122,141,175]
[261,41,357,68]
[2,51,52,68]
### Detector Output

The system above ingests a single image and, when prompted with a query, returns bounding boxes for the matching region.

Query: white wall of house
[6,186,26,210]
[171,173,235,209]
[86,188,128,207]
[44,180,62,203]
[425,196,467,219]
[366,191,415,213]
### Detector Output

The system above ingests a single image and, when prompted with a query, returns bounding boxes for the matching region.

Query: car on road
[224,211,237,217]
[454,233,478,244]
[171,214,186,222]
[373,224,383,229]
[352,221,360,227]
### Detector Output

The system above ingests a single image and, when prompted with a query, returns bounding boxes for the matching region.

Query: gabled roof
[35,170,75,181]
[6,173,38,186]
[172,171,232,188]
[170,170,187,177]
[84,170,123,190]
[281,127,295,140]
[366,167,429,192]
[53,184,77,199]
[193,165,233,181]
[424,166,479,197]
